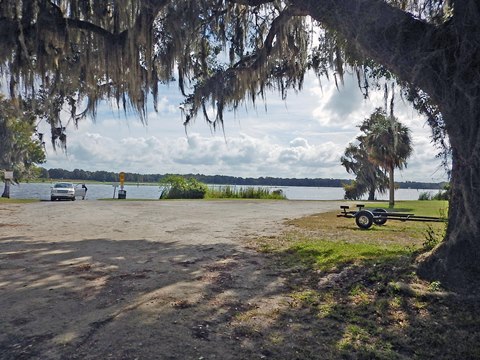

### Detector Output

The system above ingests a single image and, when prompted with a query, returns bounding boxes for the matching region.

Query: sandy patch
[0,200,340,359]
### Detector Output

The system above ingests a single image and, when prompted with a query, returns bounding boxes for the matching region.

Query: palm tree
[363,109,413,207]
[341,140,389,200]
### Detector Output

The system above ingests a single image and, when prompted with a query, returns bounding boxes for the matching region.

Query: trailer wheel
[355,210,374,229]
[373,208,388,225]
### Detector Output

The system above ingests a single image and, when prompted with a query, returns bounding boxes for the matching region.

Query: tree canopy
[0,0,451,135]
[0,96,46,174]
[341,143,389,202]
[1,1,480,289]
[341,108,412,204]
[0,96,46,197]
[362,108,413,207]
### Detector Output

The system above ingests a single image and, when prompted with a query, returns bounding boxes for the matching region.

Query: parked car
[51,182,76,201]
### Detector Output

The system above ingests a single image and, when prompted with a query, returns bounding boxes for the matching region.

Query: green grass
[363,200,448,218]
[239,200,480,360]
[206,186,286,200]
[256,200,449,267]
[282,239,411,271]
[0,197,39,203]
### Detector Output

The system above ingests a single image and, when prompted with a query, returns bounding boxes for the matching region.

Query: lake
[7,182,441,201]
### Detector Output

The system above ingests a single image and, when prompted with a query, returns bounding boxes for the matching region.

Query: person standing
[81,183,88,200]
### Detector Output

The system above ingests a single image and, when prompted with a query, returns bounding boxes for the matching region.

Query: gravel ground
[0,199,341,360]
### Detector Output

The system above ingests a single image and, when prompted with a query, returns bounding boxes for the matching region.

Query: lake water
[7,182,441,201]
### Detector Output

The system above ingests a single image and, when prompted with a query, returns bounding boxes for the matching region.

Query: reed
[206,186,286,200]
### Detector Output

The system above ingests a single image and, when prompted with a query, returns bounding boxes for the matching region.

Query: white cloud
[38,72,449,182]
[289,138,309,148]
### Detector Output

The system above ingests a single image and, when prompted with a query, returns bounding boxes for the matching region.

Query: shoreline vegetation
[159,175,287,200]
[34,167,446,190]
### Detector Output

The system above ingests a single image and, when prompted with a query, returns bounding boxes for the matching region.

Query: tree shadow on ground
[255,248,480,359]
[0,232,312,359]
[1,233,479,360]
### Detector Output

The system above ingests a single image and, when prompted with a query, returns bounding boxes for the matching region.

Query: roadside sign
[3,171,13,180]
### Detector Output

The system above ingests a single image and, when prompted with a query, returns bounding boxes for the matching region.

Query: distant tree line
[38,167,445,190]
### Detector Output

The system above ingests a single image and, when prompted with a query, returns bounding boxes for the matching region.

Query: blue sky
[39,73,449,182]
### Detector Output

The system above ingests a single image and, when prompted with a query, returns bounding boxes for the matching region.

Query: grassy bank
[0,197,39,203]
[241,200,479,359]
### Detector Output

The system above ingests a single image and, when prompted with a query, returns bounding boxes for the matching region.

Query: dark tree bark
[388,168,394,208]
[418,101,480,290]
[367,188,375,201]
[415,7,480,290]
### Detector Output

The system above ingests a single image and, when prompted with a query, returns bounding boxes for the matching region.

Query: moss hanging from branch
[0,0,453,138]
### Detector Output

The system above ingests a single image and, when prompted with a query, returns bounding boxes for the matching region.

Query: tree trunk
[417,156,480,290]
[417,104,480,291]
[388,168,394,208]
[2,180,10,198]
[367,187,375,201]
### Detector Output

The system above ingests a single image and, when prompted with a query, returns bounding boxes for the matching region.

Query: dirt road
[0,200,341,359]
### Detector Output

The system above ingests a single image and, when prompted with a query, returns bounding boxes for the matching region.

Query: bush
[418,192,432,200]
[423,224,442,250]
[432,190,449,200]
[159,175,207,199]
[343,181,363,200]
[418,188,449,201]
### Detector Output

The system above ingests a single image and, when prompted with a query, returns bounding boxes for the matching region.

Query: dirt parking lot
[0,200,340,359]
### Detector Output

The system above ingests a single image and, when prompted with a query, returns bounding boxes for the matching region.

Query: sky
[38,73,449,183]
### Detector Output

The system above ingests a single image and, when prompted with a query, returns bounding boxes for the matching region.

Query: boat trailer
[337,204,446,229]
